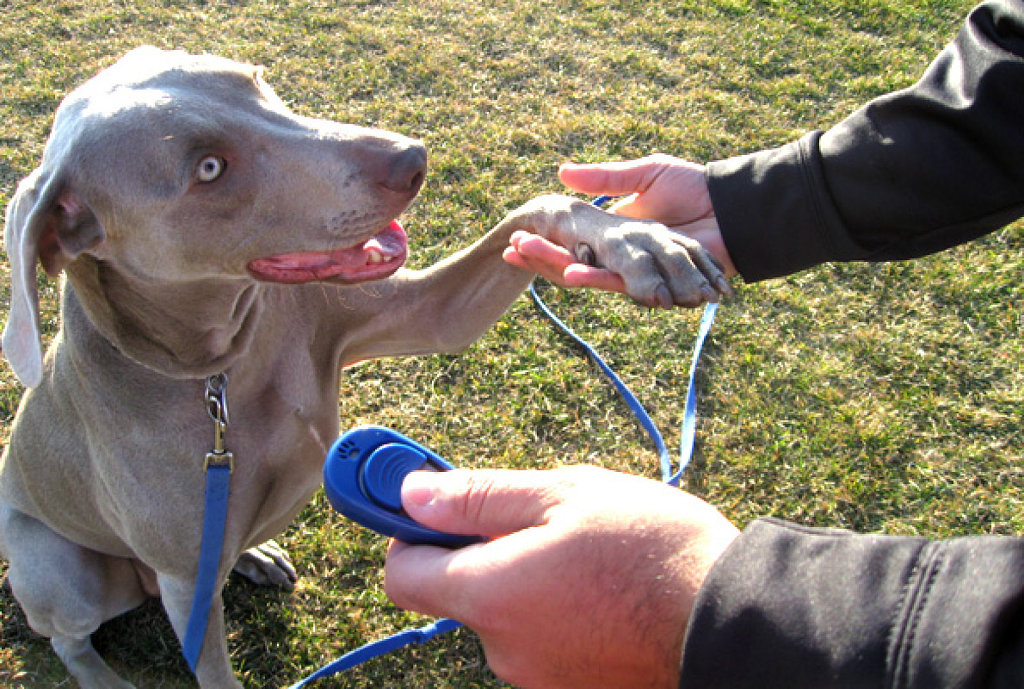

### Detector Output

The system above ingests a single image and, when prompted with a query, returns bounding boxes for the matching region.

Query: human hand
[502,155,737,292]
[384,466,739,689]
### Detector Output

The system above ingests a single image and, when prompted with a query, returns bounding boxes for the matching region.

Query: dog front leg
[158,573,243,688]
[339,194,727,363]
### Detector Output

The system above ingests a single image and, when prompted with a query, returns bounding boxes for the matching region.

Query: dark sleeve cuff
[706,133,863,283]
[679,518,1024,689]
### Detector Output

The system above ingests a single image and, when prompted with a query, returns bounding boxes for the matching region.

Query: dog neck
[62,255,265,379]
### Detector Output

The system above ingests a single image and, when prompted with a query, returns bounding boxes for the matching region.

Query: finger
[385,469,578,620]
[561,264,627,293]
[506,250,627,292]
[558,159,662,197]
[501,245,532,271]
[510,231,577,266]
[502,248,575,285]
[384,538,463,617]
[384,526,558,624]
[607,194,642,214]
[510,233,627,290]
[401,469,563,538]
[506,234,597,286]
[508,244,628,293]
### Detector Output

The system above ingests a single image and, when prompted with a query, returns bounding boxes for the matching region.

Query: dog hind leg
[0,504,145,689]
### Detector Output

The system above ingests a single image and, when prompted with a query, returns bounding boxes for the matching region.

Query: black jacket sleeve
[679,519,1024,688]
[706,0,1024,283]
[684,4,1024,687]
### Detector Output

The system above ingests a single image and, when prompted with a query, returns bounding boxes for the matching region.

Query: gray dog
[0,47,727,688]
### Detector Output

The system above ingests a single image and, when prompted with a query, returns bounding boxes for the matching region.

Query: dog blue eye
[196,155,226,183]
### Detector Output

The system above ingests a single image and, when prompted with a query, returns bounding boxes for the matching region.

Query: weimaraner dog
[0,47,727,688]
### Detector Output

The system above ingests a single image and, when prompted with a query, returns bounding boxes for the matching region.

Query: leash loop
[529,282,717,484]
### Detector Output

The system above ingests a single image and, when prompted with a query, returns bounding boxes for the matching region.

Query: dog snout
[342,132,426,199]
[379,142,427,196]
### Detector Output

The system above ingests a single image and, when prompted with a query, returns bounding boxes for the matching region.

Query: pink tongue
[248,221,407,284]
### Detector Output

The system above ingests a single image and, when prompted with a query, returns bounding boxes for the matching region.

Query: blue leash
[183,373,235,673]
[532,192,719,484]
[282,299,718,687]
[285,618,463,689]
[183,463,231,672]
[530,282,718,486]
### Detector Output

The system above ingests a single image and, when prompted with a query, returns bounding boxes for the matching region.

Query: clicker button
[363,443,429,512]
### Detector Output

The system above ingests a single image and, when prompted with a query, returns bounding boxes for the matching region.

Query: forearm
[679,518,1024,688]
[707,0,1024,282]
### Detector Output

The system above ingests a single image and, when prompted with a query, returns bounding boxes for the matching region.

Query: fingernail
[401,471,438,510]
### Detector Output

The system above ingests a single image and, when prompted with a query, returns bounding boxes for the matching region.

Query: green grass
[1,0,1021,687]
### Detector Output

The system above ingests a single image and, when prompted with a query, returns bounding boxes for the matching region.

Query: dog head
[3,46,426,386]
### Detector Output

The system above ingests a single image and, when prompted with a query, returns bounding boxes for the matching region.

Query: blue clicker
[323,425,482,548]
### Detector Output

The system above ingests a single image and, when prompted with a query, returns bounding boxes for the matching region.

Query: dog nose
[380,143,427,195]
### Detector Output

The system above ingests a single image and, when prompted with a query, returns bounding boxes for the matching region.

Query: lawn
[1,0,1020,687]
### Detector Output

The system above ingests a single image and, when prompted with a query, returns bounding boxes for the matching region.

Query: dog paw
[233,540,298,590]
[598,220,731,308]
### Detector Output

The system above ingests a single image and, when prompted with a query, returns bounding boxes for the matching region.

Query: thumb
[558,158,664,197]
[387,469,562,620]
[401,469,559,538]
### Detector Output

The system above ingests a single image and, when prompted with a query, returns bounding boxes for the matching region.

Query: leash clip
[204,373,233,473]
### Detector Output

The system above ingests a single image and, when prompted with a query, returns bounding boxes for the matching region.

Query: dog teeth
[367,249,383,264]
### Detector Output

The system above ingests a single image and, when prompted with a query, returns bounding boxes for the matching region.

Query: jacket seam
[794,131,844,262]
[887,542,944,689]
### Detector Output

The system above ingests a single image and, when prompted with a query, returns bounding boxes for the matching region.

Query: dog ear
[3,168,104,388]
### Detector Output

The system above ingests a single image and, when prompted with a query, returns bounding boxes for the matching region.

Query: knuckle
[454,471,503,524]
